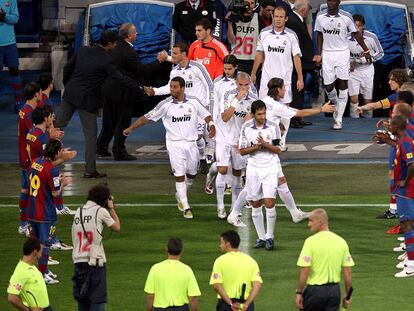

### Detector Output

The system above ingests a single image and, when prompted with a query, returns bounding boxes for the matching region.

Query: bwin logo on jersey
[268,45,285,53]
[186,81,193,88]
[350,52,364,58]
[234,111,247,118]
[172,114,191,122]
[323,28,340,35]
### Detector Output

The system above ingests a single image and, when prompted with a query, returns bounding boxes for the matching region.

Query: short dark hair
[32,105,54,125]
[99,30,119,46]
[267,77,284,97]
[167,238,183,255]
[262,0,276,8]
[23,238,41,256]
[391,115,407,131]
[173,42,189,55]
[43,139,62,160]
[119,23,135,39]
[221,230,240,248]
[24,82,41,101]
[195,18,212,31]
[251,100,267,114]
[353,14,365,25]
[397,90,414,106]
[171,76,186,88]
[389,69,410,87]
[273,5,287,17]
[87,184,111,207]
[224,54,238,67]
[36,72,53,91]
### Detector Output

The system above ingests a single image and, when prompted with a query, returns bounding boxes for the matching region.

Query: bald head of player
[308,208,329,232]
[327,0,340,15]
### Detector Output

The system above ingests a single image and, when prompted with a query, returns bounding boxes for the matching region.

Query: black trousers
[291,69,314,109]
[302,283,340,311]
[97,97,133,157]
[216,299,254,311]
[73,263,107,304]
[153,305,189,311]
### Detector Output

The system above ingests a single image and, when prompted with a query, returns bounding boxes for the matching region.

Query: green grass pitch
[0,163,412,311]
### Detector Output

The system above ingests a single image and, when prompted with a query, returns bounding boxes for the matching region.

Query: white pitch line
[0,203,389,208]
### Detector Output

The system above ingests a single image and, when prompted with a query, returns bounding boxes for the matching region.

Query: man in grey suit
[57,30,142,178]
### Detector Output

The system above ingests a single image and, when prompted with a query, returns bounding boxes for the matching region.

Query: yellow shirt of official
[144,259,201,308]
[7,260,50,308]
[210,251,262,299]
[297,231,355,285]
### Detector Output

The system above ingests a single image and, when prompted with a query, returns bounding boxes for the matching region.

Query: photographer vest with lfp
[231,13,260,61]
[72,200,115,265]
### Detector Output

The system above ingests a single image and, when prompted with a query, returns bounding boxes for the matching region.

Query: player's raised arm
[123,115,149,136]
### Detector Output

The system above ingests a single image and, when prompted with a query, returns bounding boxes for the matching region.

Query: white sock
[336,89,348,122]
[349,102,359,118]
[197,138,206,159]
[326,88,338,104]
[231,175,242,208]
[265,207,276,240]
[280,117,290,148]
[277,183,300,218]
[186,177,194,190]
[252,206,266,240]
[209,162,218,176]
[176,181,190,210]
[229,187,247,219]
[389,201,397,213]
[216,173,226,209]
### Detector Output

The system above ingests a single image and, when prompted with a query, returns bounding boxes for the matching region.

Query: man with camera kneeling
[71,184,120,311]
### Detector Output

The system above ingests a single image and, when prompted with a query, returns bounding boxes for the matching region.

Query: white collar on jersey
[270,28,287,35]
[251,119,269,129]
[172,96,189,104]
[177,62,192,70]
[325,12,340,17]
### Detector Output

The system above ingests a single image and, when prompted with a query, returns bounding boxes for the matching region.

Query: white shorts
[216,142,244,170]
[348,65,374,99]
[245,164,279,201]
[166,140,199,177]
[322,49,350,85]
[259,78,292,103]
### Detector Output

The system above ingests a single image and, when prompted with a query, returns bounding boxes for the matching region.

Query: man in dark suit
[173,0,216,44]
[97,23,168,161]
[56,30,142,178]
[286,0,314,128]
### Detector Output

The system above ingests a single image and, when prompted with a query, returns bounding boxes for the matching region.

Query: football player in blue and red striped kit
[17,82,42,236]
[27,139,73,284]
[388,116,414,277]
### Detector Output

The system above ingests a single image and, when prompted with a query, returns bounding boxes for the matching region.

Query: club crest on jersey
[337,23,341,28]
[266,135,270,140]
[188,107,192,113]
[208,52,212,57]
[283,40,287,46]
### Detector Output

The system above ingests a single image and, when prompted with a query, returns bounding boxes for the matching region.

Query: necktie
[193,5,196,10]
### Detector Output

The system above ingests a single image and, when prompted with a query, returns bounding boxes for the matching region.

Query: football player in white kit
[348,14,384,118]
[124,77,216,219]
[145,43,214,173]
[313,0,372,129]
[251,5,303,150]
[239,100,282,250]
[227,78,334,227]
[215,72,257,221]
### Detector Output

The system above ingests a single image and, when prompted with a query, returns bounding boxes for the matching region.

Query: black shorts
[153,305,189,311]
[73,262,107,304]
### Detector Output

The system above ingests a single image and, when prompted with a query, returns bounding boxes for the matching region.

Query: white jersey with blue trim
[348,30,384,69]
[216,87,257,145]
[262,96,297,127]
[315,9,357,51]
[153,60,214,113]
[239,119,281,168]
[144,95,210,142]
[256,26,302,84]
